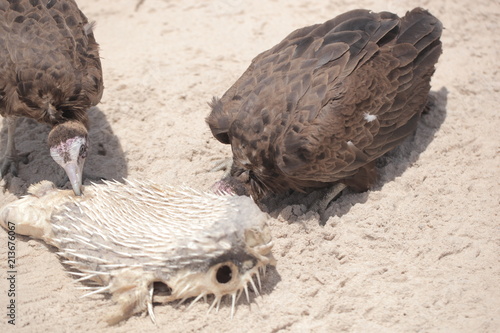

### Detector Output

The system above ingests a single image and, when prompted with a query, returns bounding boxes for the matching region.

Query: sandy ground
[1,0,499,332]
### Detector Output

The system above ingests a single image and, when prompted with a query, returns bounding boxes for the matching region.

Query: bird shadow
[260,87,449,224]
[0,106,128,196]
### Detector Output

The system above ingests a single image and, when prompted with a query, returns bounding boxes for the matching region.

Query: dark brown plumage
[0,0,103,195]
[207,8,442,205]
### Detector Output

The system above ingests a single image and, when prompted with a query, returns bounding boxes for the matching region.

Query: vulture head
[48,121,88,196]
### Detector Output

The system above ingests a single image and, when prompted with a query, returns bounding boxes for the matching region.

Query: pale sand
[0,0,499,332]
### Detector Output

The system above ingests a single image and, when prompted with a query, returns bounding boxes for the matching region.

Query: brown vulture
[0,0,103,195]
[207,8,442,215]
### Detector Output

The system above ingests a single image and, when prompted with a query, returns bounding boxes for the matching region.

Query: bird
[0,0,104,195]
[0,179,275,324]
[207,8,442,217]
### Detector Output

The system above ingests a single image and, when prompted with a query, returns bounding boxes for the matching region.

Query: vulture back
[0,0,103,125]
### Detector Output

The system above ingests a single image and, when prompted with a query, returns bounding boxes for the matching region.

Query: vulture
[0,0,103,195]
[207,8,442,214]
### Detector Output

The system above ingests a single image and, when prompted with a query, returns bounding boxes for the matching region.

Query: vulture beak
[50,136,88,196]
[63,161,84,196]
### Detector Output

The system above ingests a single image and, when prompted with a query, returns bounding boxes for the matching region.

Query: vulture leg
[0,117,28,178]
[313,183,347,225]
[315,159,378,223]
[423,93,436,114]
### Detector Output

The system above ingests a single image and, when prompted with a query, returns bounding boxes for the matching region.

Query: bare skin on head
[48,121,89,195]
[207,8,442,219]
[0,0,103,195]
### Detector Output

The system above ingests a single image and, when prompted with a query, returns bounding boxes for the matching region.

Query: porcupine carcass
[0,0,103,195]
[0,180,275,325]
[207,8,442,219]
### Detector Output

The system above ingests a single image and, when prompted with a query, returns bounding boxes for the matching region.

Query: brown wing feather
[0,0,103,126]
[276,8,442,190]
[206,9,393,144]
[208,8,442,197]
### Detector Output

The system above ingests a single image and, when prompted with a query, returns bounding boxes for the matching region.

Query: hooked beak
[49,135,88,197]
[63,162,83,196]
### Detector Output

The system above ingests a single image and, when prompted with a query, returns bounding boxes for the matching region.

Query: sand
[1,0,499,332]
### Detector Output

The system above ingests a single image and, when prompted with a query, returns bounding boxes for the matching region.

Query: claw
[1,117,29,178]
[310,183,347,224]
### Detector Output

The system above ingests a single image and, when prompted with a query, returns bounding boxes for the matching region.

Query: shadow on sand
[0,106,128,196]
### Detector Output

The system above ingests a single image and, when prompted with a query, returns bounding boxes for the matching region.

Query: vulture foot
[311,183,347,225]
[0,151,29,178]
[423,93,437,114]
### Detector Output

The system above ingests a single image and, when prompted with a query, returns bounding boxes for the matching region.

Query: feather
[0,0,104,194]
[207,8,442,198]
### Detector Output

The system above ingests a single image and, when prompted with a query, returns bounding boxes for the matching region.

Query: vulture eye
[79,144,88,158]
[215,264,234,284]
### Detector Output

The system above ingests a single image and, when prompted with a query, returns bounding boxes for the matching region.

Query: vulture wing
[276,8,442,187]
[0,0,103,124]
[208,8,442,195]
